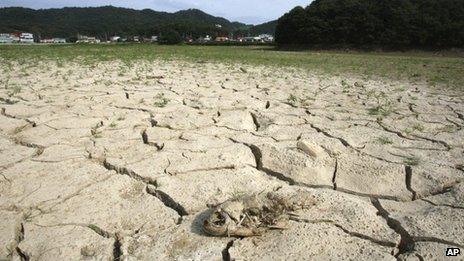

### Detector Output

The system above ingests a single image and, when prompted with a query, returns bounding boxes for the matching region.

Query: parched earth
[0,60,463,260]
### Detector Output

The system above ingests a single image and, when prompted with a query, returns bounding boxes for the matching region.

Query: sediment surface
[1,60,463,260]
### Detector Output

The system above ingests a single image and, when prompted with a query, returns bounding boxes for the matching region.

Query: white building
[243,36,262,43]
[11,35,20,42]
[20,33,34,43]
[53,38,66,43]
[151,36,158,42]
[0,33,13,43]
[110,36,121,42]
[40,38,54,43]
[77,35,100,43]
[259,34,274,42]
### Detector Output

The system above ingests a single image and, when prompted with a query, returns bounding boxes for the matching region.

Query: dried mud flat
[0,60,463,260]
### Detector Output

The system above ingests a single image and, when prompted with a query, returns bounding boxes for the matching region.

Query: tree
[275,0,464,49]
[158,29,183,45]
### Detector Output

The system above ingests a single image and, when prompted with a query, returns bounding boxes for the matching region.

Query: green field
[1,44,463,87]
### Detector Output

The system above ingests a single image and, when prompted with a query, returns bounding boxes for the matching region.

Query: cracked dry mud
[0,60,463,261]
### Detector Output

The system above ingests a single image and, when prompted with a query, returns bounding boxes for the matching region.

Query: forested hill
[275,0,464,49]
[0,6,260,38]
[249,20,277,35]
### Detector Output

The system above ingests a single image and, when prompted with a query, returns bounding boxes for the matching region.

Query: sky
[0,0,310,24]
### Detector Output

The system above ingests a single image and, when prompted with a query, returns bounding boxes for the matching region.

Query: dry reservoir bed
[0,60,463,260]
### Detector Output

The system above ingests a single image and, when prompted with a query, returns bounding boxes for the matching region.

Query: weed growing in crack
[93,132,103,139]
[117,116,125,121]
[7,84,21,97]
[367,104,394,117]
[56,60,64,68]
[341,79,351,93]
[366,90,395,117]
[376,136,393,145]
[403,155,420,166]
[230,190,247,200]
[286,93,316,108]
[411,123,425,132]
[300,97,314,107]
[154,93,169,108]
[109,122,117,128]
[436,125,456,133]
[405,123,425,134]
[287,94,298,107]
[81,245,96,257]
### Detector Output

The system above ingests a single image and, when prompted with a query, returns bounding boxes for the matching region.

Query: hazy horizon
[0,0,310,25]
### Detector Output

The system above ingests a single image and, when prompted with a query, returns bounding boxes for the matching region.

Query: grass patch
[0,44,463,87]
[154,93,169,108]
[403,155,420,166]
[376,136,393,145]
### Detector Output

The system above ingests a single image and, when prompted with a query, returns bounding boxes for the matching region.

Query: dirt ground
[0,60,463,260]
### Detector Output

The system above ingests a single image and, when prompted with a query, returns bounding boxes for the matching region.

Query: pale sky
[0,0,310,24]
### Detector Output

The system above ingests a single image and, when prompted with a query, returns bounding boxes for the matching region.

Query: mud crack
[405,166,417,200]
[371,198,414,257]
[222,240,235,261]
[290,217,397,248]
[146,185,188,216]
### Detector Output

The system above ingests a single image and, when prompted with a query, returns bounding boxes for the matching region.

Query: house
[110,36,121,42]
[259,34,274,42]
[215,37,229,42]
[40,38,54,43]
[20,33,34,43]
[151,36,158,42]
[53,38,66,43]
[0,33,13,43]
[243,36,262,43]
[77,35,100,43]
[196,35,212,43]
[10,32,21,42]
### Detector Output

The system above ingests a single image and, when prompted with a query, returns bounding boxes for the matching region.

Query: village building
[53,38,66,43]
[76,35,100,43]
[259,34,274,42]
[0,33,13,43]
[40,38,54,43]
[242,36,262,43]
[110,36,121,42]
[20,33,34,43]
[215,36,229,42]
[40,38,66,44]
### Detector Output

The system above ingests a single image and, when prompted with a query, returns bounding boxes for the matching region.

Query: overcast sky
[0,0,310,24]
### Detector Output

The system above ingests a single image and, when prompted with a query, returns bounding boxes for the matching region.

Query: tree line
[275,0,464,49]
[0,6,269,40]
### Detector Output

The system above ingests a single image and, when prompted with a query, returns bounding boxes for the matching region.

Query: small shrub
[287,94,298,106]
[412,123,424,132]
[154,93,169,107]
[376,136,393,145]
[403,155,420,166]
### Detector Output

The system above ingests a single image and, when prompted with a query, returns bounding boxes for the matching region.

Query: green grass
[375,136,394,145]
[0,44,463,87]
[403,155,420,166]
[153,93,169,108]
